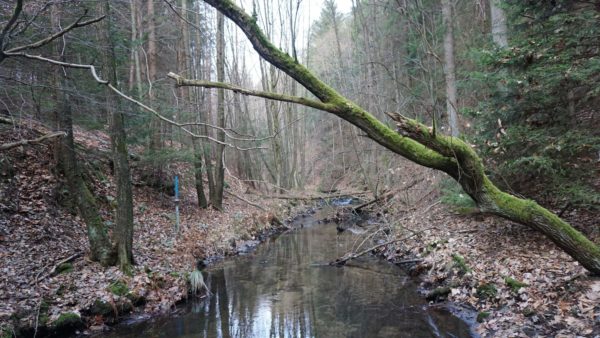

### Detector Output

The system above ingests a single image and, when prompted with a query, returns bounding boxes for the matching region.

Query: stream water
[100,206,474,338]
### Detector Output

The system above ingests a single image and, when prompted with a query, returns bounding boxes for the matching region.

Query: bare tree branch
[0,2,104,66]
[224,190,266,211]
[0,0,23,52]
[179,117,303,142]
[5,13,106,54]
[4,52,265,151]
[0,131,66,151]
[5,52,107,82]
[167,72,337,113]
[162,0,202,31]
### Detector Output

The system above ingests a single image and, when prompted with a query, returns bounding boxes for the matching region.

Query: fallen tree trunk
[0,131,66,151]
[225,190,266,211]
[251,191,370,201]
[180,0,600,275]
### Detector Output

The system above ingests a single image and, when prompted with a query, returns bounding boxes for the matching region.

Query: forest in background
[2,0,599,204]
[1,0,599,336]
[2,0,598,206]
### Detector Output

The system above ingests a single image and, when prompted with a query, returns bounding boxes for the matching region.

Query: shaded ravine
[99,206,474,338]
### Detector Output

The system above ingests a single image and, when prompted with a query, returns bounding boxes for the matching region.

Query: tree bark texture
[194,0,600,274]
[490,0,509,48]
[103,0,134,271]
[212,11,226,209]
[193,139,209,208]
[441,0,459,137]
[56,91,116,266]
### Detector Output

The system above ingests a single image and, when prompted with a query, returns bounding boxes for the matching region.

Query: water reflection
[101,213,473,338]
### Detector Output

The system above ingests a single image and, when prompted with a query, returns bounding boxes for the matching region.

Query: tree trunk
[198,4,216,205]
[192,0,600,275]
[51,4,115,266]
[189,2,209,208]
[212,11,225,209]
[193,139,209,208]
[128,0,142,96]
[146,0,163,186]
[441,0,459,137]
[490,0,508,48]
[57,94,117,266]
[103,0,134,271]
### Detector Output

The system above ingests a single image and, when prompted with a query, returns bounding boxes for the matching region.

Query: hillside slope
[0,121,287,336]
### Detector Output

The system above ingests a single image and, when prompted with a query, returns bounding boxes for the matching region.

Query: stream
[100,205,474,338]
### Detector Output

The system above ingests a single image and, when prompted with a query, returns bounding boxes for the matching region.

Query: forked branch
[0,1,104,62]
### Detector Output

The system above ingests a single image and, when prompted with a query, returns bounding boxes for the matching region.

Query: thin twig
[330,227,436,266]
[32,252,81,285]
[4,53,265,151]
[162,0,202,31]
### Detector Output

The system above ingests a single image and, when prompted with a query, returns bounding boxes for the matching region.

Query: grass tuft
[189,269,208,295]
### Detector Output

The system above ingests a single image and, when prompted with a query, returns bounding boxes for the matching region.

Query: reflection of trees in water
[102,219,471,337]
[165,223,471,338]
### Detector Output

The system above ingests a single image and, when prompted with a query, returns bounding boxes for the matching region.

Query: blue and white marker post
[174,175,180,236]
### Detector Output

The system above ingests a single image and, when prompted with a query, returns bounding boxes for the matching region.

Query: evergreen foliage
[469,1,600,209]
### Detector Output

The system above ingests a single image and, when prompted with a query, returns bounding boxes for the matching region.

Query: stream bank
[344,166,600,337]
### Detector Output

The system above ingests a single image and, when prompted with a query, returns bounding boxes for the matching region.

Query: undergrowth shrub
[439,179,477,213]
[465,1,600,210]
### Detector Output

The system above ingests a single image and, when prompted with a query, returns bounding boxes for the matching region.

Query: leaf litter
[0,123,292,334]
[360,160,599,337]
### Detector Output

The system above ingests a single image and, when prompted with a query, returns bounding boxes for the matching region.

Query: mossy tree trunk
[51,3,116,266]
[180,0,600,275]
[102,0,134,271]
[56,102,116,266]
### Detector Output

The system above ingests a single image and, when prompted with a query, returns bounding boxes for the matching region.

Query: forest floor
[0,121,298,337]
[360,161,600,337]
